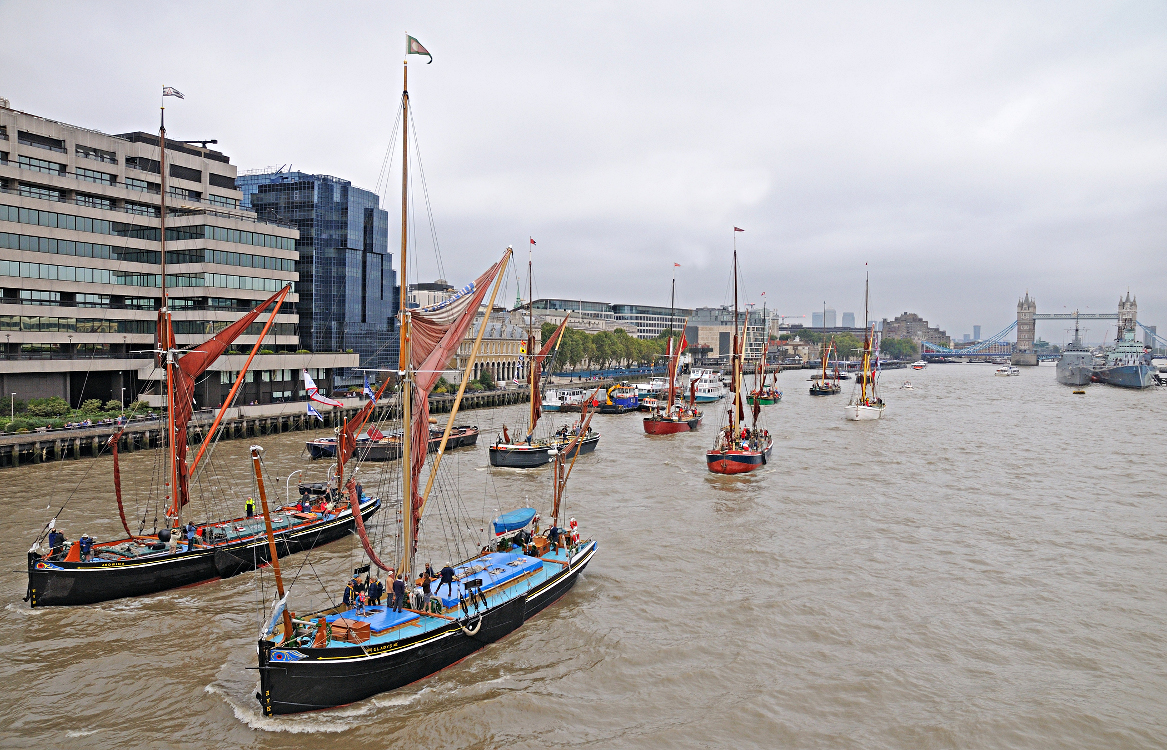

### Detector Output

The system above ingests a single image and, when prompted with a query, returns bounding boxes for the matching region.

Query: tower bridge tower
[1012,292,1038,366]
[1118,292,1137,336]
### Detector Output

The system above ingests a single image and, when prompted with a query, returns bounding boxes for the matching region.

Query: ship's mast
[159,106,179,528]
[731,232,740,433]
[668,268,676,414]
[528,242,535,431]
[861,272,870,403]
[398,56,414,580]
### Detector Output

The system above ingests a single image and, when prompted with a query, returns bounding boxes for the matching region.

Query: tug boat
[255,79,598,709]
[599,382,640,413]
[706,229,773,474]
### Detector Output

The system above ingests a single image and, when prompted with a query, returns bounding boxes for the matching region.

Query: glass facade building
[239,171,397,371]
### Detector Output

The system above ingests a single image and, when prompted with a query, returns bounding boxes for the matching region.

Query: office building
[241,170,395,373]
[685,306,767,363]
[973,325,981,341]
[841,312,855,328]
[612,304,693,339]
[0,101,354,406]
[881,312,952,349]
[409,280,455,309]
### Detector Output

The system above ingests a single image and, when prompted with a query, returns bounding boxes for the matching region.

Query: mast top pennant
[407,35,432,63]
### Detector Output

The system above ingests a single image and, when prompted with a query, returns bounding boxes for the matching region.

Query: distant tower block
[973,325,981,341]
[1012,292,1037,366]
[842,312,855,328]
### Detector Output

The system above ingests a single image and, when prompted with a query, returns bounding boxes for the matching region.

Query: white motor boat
[994,365,1021,376]
[901,381,913,389]
[541,387,585,411]
[910,360,927,370]
[689,369,726,403]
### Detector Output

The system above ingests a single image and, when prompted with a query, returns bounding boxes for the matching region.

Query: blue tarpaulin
[493,507,536,535]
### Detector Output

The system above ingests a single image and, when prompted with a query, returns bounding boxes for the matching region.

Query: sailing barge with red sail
[25,107,379,607]
[256,49,597,714]
[643,272,701,434]
[707,229,773,474]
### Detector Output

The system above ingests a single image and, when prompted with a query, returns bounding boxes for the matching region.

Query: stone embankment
[0,378,623,469]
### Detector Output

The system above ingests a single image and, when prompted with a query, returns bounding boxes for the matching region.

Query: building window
[125,156,161,174]
[169,164,202,183]
[75,193,113,210]
[75,294,111,308]
[125,177,160,194]
[18,184,64,202]
[123,297,156,310]
[124,201,160,217]
[17,131,66,153]
[169,186,201,202]
[208,173,236,190]
[20,290,60,306]
[18,154,66,176]
[75,167,116,186]
[206,194,239,209]
[75,144,117,164]
[245,371,254,383]
[261,370,271,382]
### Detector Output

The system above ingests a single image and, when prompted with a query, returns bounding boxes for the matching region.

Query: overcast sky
[3,1,1165,343]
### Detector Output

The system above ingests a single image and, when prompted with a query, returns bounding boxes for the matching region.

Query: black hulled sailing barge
[488,248,599,467]
[255,46,598,715]
[26,103,379,607]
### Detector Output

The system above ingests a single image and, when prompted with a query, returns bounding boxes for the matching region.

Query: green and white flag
[407,35,432,63]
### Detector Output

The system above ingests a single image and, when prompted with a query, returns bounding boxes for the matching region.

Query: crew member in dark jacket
[439,562,456,597]
[392,576,406,613]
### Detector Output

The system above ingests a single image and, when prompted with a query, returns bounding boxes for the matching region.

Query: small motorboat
[901,381,913,389]
[911,360,927,370]
[995,365,1021,376]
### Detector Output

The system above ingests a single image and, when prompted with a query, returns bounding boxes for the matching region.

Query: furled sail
[407,252,509,530]
[169,286,289,513]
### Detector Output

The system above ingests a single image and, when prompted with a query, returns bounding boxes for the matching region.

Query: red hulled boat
[706,229,772,474]
[643,272,702,434]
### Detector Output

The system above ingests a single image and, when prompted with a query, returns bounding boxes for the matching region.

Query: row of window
[0,231,298,272]
[220,368,299,384]
[0,260,292,293]
[0,315,296,336]
[0,316,154,333]
[0,204,296,250]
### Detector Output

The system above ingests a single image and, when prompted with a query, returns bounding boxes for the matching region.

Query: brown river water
[1,363,1165,749]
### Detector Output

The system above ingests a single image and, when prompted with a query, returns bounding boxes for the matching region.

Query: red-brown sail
[168,286,289,515]
[108,429,136,540]
[406,252,508,536]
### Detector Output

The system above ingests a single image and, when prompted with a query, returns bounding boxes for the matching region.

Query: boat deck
[310,547,575,648]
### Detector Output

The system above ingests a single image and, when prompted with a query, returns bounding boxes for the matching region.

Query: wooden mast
[252,446,293,644]
[527,243,535,432]
[667,270,676,415]
[399,53,414,580]
[159,105,180,529]
[731,231,740,434]
[861,272,870,404]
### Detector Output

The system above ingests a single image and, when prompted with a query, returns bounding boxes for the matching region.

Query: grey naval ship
[1094,293,1158,389]
[1056,316,1094,386]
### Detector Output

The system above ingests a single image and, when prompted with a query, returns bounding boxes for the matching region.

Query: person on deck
[420,568,434,612]
[439,562,456,598]
[369,576,382,606]
[78,534,93,562]
[47,528,64,556]
[343,577,356,607]
[185,522,197,549]
[245,496,255,518]
[391,575,406,613]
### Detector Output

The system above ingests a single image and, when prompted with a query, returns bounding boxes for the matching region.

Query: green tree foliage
[79,399,104,413]
[433,376,452,394]
[26,396,70,418]
[103,400,122,411]
[879,336,918,360]
[477,368,496,390]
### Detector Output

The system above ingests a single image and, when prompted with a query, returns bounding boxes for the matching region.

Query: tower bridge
[921,292,1165,363]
